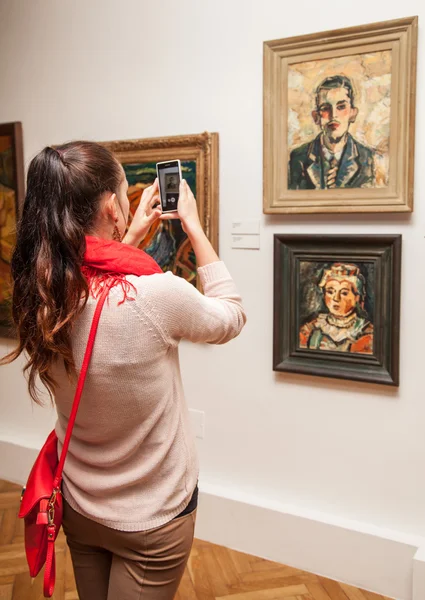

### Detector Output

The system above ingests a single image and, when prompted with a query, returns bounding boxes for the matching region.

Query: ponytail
[1,142,122,404]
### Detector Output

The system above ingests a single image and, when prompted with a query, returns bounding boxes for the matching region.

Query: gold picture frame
[263,17,418,214]
[100,132,219,288]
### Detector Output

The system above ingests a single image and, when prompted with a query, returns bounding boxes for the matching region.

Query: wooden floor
[0,480,393,600]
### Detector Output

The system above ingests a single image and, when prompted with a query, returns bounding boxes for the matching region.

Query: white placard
[232,234,260,249]
[231,220,260,235]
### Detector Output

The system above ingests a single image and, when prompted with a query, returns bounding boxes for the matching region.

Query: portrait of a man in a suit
[288,75,375,190]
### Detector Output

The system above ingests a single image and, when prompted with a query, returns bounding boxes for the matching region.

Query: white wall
[1,1,425,597]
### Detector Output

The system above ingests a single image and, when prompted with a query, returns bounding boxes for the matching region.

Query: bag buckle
[47,488,61,525]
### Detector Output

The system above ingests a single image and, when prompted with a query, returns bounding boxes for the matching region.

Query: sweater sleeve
[143,261,246,346]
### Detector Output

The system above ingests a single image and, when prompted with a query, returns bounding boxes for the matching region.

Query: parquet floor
[0,479,393,600]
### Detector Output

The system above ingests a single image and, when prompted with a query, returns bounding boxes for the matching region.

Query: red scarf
[82,235,163,302]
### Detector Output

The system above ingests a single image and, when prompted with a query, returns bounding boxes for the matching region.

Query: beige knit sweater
[52,261,246,532]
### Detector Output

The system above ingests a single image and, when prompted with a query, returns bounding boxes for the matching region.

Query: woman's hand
[160,179,202,236]
[123,180,162,247]
[161,179,219,266]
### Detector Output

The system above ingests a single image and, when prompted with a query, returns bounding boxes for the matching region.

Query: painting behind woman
[0,134,18,332]
[124,161,197,284]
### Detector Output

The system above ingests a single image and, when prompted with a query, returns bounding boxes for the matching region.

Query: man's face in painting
[312,86,358,144]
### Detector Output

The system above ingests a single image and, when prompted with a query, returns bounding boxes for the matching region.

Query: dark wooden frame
[273,234,401,386]
[0,122,24,338]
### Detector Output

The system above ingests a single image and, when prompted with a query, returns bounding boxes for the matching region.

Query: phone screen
[157,161,181,212]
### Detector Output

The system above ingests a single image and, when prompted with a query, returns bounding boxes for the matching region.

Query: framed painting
[273,234,401,386]
[264,17,418,213]
[101,132,218,288]
[0,122,24,338]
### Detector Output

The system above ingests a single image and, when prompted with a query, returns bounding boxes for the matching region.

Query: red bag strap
[53,283,112,490]
[44,525,56,597]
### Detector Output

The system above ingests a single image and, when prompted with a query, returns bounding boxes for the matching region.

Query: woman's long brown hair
[1,142,122,404]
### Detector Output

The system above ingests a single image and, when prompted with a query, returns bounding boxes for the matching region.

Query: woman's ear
[104,192,118,222]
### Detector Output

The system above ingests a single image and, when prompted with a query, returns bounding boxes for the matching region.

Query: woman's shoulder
[125,271,194,300]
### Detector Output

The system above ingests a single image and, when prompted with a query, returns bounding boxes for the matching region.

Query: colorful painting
[273,235,401,386]
[124,161,197,284]
[288,52,391,190]
[0,123,24,338]
[298,261,374,355]
[100,132,219,289]
[263,17,418,213]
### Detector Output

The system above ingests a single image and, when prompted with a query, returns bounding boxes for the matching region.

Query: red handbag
[18,283,111,598]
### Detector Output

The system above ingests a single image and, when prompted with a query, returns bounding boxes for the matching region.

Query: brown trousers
[62,499,196,600]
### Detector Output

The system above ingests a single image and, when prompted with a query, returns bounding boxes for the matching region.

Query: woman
[299,262,373,354]
[2,142,246,599]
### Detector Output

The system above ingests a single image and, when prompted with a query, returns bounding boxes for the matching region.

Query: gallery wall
[1,0,425,596]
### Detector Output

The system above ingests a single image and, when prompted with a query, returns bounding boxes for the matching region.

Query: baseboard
[413,546,425,600]
[0,439,38,488]
[2,440,424,600]
[196,483,425,600]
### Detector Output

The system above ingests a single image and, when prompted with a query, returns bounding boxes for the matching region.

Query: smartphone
[156,160,182,213]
